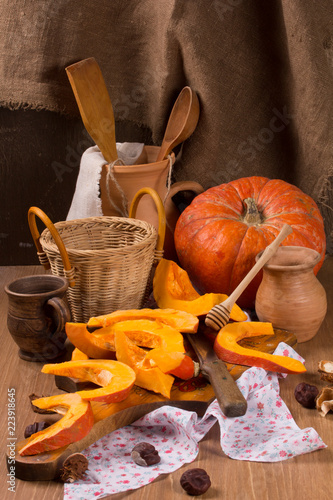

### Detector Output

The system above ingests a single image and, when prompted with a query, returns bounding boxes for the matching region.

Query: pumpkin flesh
[145,348,198,380]
[87,308,199,333]
[175,176,326,309]
[153,258,247,320]
[18,393,94,456]
[65,322,116,359]
[66,320,185,358]
[214,321,306,374]
[42,360,136,403]
[114,330,174,398]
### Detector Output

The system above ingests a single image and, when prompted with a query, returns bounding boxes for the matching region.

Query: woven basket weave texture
[39,216,157,323]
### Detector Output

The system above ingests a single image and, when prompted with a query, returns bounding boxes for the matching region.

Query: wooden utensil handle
[201,359,247,417]
[227,224,293,306]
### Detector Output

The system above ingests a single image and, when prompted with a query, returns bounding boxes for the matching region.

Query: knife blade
[186,333,247,418]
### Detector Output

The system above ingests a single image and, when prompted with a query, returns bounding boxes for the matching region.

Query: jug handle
[164,181,204,232]
[166,181,205,203]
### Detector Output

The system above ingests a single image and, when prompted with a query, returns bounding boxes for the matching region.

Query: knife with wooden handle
[186,333,247,417]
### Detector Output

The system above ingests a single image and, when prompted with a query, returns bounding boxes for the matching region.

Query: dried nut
[180,468,211,496]
[60,453,89,483]
[131,442,161,466]
[318,360,333,383]
[24,421,50,438]
[316,387,333,417]
[294,382,319,409]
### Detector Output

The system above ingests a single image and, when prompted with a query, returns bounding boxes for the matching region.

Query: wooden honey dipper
[205,224,293,330]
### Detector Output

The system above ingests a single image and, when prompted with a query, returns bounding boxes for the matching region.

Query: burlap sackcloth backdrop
[0,0,332,250]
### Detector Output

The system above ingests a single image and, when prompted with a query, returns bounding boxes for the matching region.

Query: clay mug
[5,274,71,361]
[255,246,327,343]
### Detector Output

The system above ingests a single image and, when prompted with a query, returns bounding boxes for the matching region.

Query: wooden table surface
[1,260,332,500]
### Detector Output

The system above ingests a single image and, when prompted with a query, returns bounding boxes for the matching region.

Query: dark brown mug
[5,274,71,361]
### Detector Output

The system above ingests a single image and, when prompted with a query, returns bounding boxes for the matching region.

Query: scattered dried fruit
[316,387,333,417]
[60,453,89,483]
[131,442,161,466]
[180,468,211,496]
[294,382,319,409]
[24,421,50,439]
[318,360,333,383]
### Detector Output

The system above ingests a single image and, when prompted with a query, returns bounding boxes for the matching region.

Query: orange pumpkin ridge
[174,176,326,309]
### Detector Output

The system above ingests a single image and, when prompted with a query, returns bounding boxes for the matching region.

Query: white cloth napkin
[63,343,326,500]
[66,143,144,221]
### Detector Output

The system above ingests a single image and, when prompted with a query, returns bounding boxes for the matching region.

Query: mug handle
[46,297,71,335]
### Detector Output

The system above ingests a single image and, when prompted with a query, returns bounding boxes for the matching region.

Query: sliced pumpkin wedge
[153,258,247,320]
[87,307,199,333]
[18,393,94,456]
[114,330,174,399]
[66,320,185,358]
[42,360,136,403]
[145,348,199,380]
[71,347,89,361]
[214,321,306,374]
[65,322,116,359]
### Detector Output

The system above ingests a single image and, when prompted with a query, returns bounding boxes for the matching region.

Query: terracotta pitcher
[255,246,327,343]
[100,145,204,259]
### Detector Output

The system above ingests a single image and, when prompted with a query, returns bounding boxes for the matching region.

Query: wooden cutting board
[10,327,297,481]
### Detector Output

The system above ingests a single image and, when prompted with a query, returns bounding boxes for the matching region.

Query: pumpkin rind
[214,321,306,374]
[42,360,136,403]
[174,176,326,309]
[18,393,94,456]
[153,258,247,320]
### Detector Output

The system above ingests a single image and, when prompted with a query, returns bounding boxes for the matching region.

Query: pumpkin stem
[242,198,263,225]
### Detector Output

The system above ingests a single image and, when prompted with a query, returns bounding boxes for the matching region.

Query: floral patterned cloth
[64,343,326,499]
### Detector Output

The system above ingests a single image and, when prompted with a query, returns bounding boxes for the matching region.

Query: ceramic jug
[99,145,204,259]
[255,246,327,343]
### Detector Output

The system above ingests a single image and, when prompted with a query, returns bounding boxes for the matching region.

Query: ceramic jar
[255,246,327,343]
[99,145,204,259]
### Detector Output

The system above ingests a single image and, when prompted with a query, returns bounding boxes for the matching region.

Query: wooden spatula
[66,57,118,163]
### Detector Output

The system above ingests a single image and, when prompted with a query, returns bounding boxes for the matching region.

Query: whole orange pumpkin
[174,176,326,309]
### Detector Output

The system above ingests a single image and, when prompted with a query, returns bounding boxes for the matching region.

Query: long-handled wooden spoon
[205,224,293,331]
[66,57,118,163]
[156,86,200,161]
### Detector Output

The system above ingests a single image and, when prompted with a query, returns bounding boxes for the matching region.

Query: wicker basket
[28,188,166,323]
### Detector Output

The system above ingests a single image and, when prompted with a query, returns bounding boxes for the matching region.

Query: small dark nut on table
[131,442,161,466]
[24,421,50,438]
[60,453,89,483]
[180,468,211,496]
[294,382,319,409]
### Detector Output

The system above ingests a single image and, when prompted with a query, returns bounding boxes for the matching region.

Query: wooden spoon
[66,57,118,163]
[156,86,200,161]
[205,224,293,331]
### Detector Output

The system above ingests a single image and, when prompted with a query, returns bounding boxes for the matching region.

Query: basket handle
[28,207,76,287]
[129,187,166,261]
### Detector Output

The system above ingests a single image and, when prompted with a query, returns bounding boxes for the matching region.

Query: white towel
[66,143,144,221]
